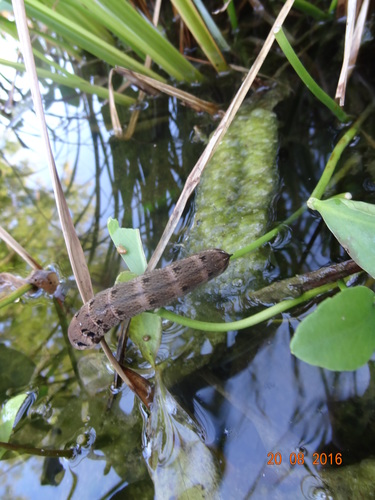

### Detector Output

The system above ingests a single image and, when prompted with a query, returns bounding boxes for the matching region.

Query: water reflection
[0,78,374,499]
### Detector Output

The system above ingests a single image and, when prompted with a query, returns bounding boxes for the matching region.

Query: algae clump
[185,98,279,298]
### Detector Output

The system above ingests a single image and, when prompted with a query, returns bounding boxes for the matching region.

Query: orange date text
[267,452,342,466]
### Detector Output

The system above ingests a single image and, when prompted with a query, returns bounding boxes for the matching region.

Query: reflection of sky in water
[0,61,205,261]
[0,453,124,499]
[193,322,371,498]
[1,90,128,232]
[0,66,205,270]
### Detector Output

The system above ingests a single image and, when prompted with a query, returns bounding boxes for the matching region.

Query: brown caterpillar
[68,249,230,350]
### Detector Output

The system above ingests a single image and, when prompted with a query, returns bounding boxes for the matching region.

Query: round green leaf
[290,286,375,371]
[308,197,375,278]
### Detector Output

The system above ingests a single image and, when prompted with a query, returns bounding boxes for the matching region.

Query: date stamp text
[267,452,342,466]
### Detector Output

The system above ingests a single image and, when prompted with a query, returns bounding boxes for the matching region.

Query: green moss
[186,101,279,297]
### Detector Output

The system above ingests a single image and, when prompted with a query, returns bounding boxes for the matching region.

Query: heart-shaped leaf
[290,286,375,371]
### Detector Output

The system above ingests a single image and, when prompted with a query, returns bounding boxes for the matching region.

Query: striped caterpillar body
[68,249,230,350]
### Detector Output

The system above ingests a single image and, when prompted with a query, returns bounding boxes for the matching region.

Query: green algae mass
[186,100,279,297]
[320,458,375,499]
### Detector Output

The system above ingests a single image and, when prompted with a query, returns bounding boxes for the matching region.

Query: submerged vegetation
[0,0,375,497]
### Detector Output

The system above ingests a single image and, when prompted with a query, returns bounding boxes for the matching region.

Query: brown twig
[249,260,362,305]
[0,226,42,270]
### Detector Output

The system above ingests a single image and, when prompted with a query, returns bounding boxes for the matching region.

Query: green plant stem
[337,280,347,291]
[156,282,337,331]
[231,204,306,260]
[0,283,33,309]
[310,104,375,200]
[328,0,338,14]
[274,27,349,123]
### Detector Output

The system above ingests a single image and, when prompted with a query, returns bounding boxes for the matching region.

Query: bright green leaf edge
[308,197,375,278]
[171,0,228,72]
[0,393,28,459]
[290,287,375,371]
[22,0,164,81]
[274,27,349,123]
[107,218,147,275]
[129,312,161,367]
[193,0,230,52]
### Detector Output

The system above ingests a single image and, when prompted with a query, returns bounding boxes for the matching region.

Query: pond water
[1,48,375,500]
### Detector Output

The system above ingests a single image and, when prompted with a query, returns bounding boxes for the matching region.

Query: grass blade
[22,0,164,81]
[274,26,349,122]
[0,226,41,270]
[77,0,203,82]
[193,0,230,51]
[171,0,228,72]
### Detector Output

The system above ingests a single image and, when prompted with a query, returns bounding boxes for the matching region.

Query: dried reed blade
[12,0,93,303]
[116,67,221,115]
[108,67,126,137]
[0,225,42,270]
[348,0,370,76]
[335,0,357,106]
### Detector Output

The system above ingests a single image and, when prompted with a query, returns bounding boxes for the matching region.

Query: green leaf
[115,270,139,285]
[171,0,228,72]
[23,0,163,80]
[129,313,162,367]
[274,28,349,123]
[290,287,375,371]
[308,197,375,278]
[10,0,201,82]
[0,345,35,399]
[107,218,147,275]
[0,393,28,459]
[77,0,203,82]
[193,0,230,51]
